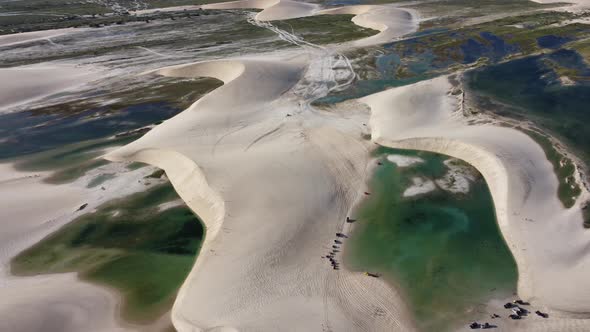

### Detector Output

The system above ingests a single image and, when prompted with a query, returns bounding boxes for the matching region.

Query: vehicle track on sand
[247,12,356,110]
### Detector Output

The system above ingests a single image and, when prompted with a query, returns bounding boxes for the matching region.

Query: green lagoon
[12,181,204,324]
[346,147,517,331]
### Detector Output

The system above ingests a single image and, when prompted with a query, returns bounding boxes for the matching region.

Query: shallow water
[346,147,517,332]
[12,181,203,323]
[0,101,182,160]
[466,49,590,166]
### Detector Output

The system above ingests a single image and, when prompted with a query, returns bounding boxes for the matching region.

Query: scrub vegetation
[0,76,222,183]
[0,0,230,34]
[521,128,581,208]
[273,14,379,44]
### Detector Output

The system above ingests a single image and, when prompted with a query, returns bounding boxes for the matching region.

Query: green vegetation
[466,48,590,201]
[521,128,581,208]
[347,147,517,332]
[1,10,284,67]
[568,38,590,64]
[146,169,166,179]
[395,12,587,64]
[127,161,149,170]
[12,182,203,323]
[321,11,590,104]
[583,202,590,228]
[23,77,223,116]
[273,14,378,45]
[2,77,222,183]
[412,0,560,22]
[0,0,231,34]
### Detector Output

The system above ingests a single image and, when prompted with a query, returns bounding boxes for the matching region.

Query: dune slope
[360,76,590,322]
[106,56,418,331]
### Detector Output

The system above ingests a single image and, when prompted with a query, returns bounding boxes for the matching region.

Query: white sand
[401,159,475,197]
[0,161,171,332]
[0,28,83,48]
[531,0,590,9]
[360,76,590,327]
[1,4,422,330]
[403,176,436,197]
[157,199,185,211]
[0,164,129,332]
[203,0,418,47]
[106,56,418,331]
[9,1,589,329]
[386,154,424,167]
[0,65,96,113]
[202,0,319,21]
[435,159,476,194]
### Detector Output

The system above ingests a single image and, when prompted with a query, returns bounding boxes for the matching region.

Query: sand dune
[202,0,318,21]
[102,5,422,330]
[106,56,417,331]
[0,162,179,332]
[0,28,82,48]
[1,3,421,331]
[0,65,96,113]
[203,0,418,47]
[531,0,590,10]
[317,6,418,47]
[0,165,130,332]
[360,76,590,325]
[9,0,590,330]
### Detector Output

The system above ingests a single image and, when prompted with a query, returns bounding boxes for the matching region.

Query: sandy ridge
[359,76,590,327]
[1,2,422,330]
[203,0,418,47]
[105,53,418,331]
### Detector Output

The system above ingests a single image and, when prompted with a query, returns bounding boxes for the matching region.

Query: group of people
[470,300,549,329]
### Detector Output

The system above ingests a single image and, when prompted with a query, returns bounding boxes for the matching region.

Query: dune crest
[318,6,418,47]
[106,55,418,331]
[202,0,318,21]
[361,76,590,325]
[203,0,418,47]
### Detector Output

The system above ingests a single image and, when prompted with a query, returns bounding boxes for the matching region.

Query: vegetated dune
[0,162,179,332]
[106,56,418,331]
[531,0,590,10]
[317,5,418,47]
[202,0,418,47]
[0,165,129,332]
[360,76,590,329]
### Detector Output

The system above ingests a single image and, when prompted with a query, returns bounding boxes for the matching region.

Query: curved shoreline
[203,0,418,47]
[4,0,581,330]
[105,6,590,330]
[105,53,419,331]
[359,76,590,324]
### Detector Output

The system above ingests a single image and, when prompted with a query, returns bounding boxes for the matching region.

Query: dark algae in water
[346,148,517,332]
[11,181,204,324]
[466,49,590,208]
[466,49,590,167]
